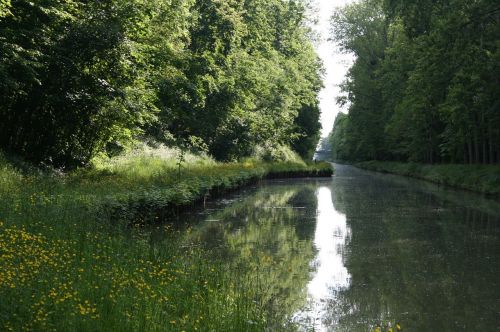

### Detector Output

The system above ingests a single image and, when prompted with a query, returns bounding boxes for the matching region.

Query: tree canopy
[0,0,323,167]
[329,0,500,164]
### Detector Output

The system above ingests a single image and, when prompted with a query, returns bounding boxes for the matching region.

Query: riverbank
[93,160,333,225]
[0,151,332,331]
[355,161,500,197]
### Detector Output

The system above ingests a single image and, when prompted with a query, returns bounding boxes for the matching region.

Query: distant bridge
[313,150,331,162]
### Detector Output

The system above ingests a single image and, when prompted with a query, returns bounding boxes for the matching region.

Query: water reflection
[304,187,351,331]
[172,166,500,331]
[326,164,500,331]
[181,181,320,329]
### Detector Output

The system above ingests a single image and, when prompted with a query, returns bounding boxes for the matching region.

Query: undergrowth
[0,149,332,331]
[356,161,500,196]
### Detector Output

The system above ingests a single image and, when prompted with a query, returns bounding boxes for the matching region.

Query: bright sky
[312,0,355,137]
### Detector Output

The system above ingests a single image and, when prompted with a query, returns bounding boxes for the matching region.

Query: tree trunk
[474,129,480,164]
[488,124,495,164]
[482,136,487,164]
[467,140,473,165]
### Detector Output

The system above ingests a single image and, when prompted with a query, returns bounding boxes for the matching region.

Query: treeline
[329,0,500,164]
[0,0,322,168]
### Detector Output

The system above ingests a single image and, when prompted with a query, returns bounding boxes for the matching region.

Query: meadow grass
[356,161,500,197]
[0,149,332,331]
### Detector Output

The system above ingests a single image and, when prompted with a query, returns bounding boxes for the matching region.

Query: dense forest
[0,0,322,168]
[329,0,500,164]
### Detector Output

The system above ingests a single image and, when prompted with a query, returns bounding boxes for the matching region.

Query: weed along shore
[0,149,332,331]
[354,161,500,197]
[100,161,333,225]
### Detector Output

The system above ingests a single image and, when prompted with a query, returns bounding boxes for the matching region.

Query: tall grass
[0,148,331,331]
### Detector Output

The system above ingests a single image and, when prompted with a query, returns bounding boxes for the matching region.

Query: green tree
[329,0,500,164]
[330,0,389,160]
[0,0,323,166]
[156,0,323,161]
[329,112,350,161]
[0,1,161,167]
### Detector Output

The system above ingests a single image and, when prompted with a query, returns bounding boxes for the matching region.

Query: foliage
[329,0,500,164]
[0,0,322,167]
[328,112,350,161]
[266,161,333,179]
[153,0,323,161]
[356,161,500,196]
[0,1,163,167]
[0,0,10,17]
[0,150,331,330]
[252,144,304,163]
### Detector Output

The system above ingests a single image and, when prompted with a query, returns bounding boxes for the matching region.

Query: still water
[182,164,500,331]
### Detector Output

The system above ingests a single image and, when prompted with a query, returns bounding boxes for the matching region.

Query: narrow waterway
[179,164,500,331]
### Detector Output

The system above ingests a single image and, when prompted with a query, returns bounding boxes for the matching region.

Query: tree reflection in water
[173,168,500,331]
[324,164,500,331]
[185,181,320,329]
[295,186,351,331]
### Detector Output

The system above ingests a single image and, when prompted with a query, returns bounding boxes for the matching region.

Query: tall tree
[0,0,323,166]
[330,0,500,164]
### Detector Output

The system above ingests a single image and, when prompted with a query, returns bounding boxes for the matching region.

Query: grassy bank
[0,149,332,331]
[355,161,500,197]
[76,152,332,225]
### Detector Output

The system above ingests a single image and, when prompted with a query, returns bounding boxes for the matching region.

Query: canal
[177,164,500,331]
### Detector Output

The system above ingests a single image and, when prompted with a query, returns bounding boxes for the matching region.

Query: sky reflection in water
[299,186,351,331]
[186,167,500,331]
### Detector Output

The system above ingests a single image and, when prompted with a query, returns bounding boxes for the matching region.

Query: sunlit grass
[0,149,332,331]
[0,219,280,331]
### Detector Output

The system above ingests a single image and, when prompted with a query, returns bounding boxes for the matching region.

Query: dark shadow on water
[327,164,500,331]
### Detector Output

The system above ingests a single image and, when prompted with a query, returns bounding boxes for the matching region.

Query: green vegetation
[356,161,500,196]
[187,182,319,329]
[0,0,322,168]
[0,1,330,328]
[0,148,331,331]
[265,162,333,179]
[329,112,349,162]
[1,145,332,225]
[329,0,500,164]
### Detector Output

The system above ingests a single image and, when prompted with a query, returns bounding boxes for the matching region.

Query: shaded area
[327,164,500,331]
